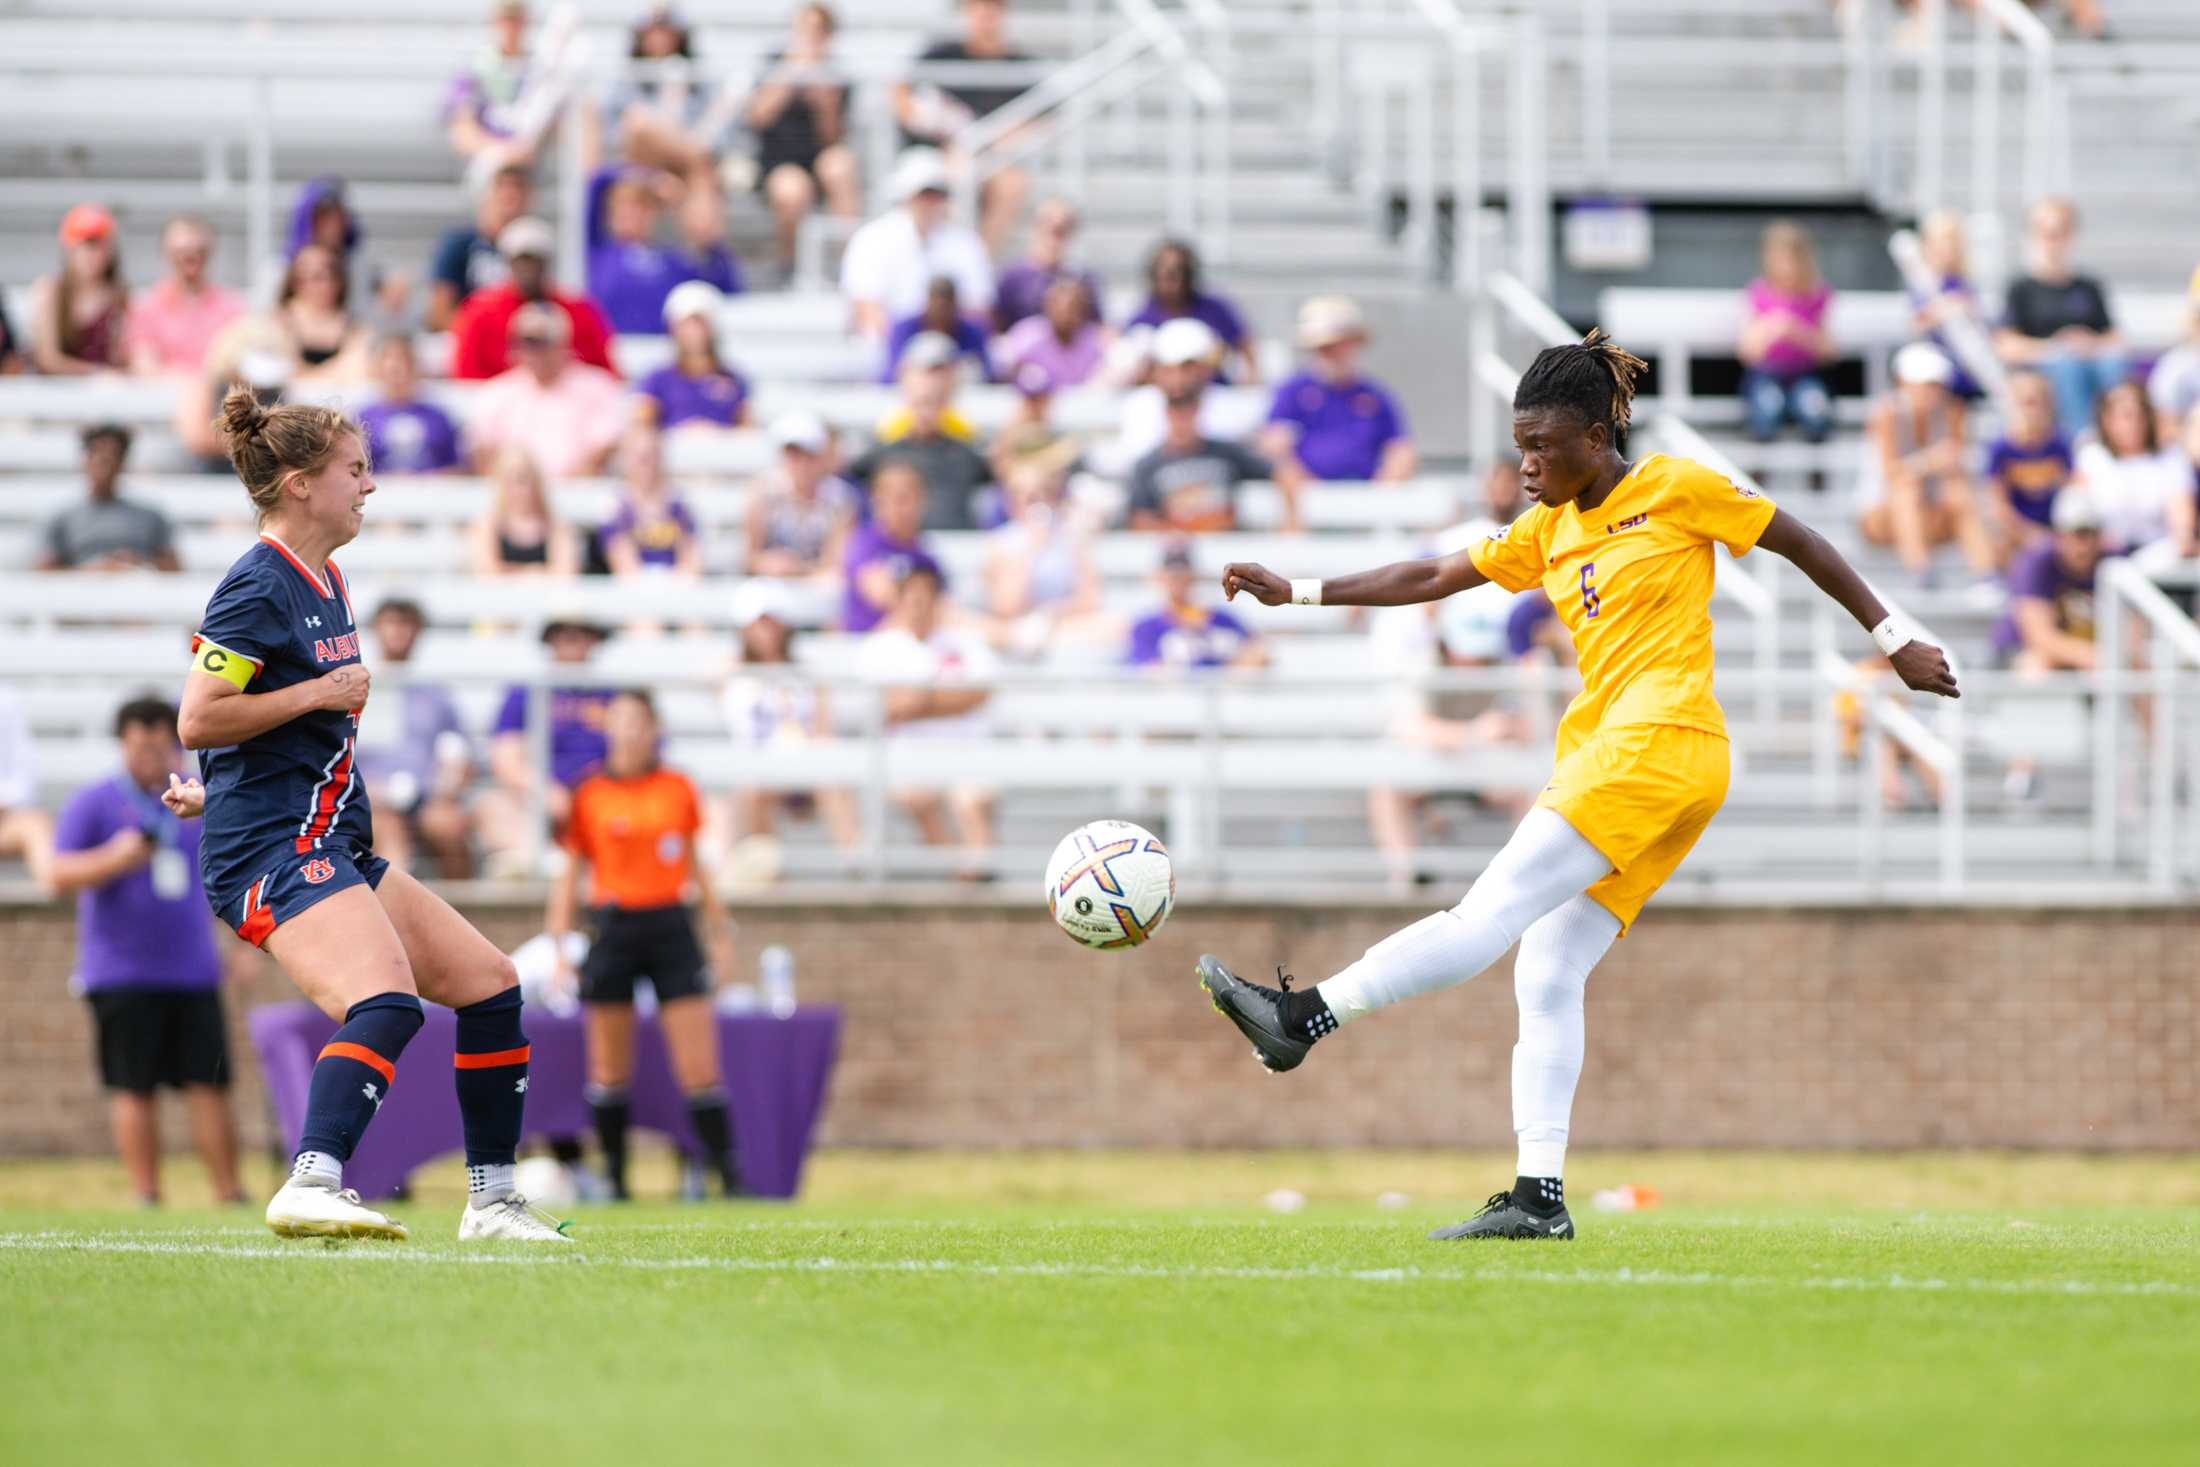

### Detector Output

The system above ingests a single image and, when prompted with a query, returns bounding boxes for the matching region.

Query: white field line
[1,1232,2194,1301]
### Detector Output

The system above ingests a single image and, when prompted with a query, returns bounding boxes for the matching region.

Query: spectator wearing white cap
[840,148,996,342]
[425,161,534,330]
[469,302,630,476]
[745,411,860,579]
[1261,295,1417,484]
[720,579,861,859]
[893,0,1034,254]
[848,332,996,531]
[449,215,617,380]
[882,275,994,383]
[1861,341,1995,590]
[638,281,749,430]
[1105,317,1267,477]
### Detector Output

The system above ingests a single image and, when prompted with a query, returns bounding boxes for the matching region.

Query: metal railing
[1904,0,2070,223]
[2093,560,2200,891]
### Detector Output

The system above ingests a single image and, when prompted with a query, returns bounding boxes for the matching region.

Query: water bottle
[760,944,797,1018]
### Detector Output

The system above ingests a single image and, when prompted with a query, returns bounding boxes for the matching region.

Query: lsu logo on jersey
[300,857,336,885]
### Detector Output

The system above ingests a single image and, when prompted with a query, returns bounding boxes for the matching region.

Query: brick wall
[4,897,2195,1155]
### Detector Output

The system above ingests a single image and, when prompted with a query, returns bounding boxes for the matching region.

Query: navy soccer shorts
[206,840,390,948]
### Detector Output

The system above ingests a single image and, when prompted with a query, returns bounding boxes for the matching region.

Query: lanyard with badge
[122,778,192,901]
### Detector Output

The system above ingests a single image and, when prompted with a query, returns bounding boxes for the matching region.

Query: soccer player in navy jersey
[169,387,567,1242]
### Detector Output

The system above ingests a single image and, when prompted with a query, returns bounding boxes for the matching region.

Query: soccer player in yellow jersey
[1198,332,1958,1241]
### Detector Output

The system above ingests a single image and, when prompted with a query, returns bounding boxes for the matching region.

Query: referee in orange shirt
[547,689,741,1199]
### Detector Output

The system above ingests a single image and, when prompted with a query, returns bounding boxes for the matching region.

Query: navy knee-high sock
[454,987,530,1190]
[297,993,424,1166]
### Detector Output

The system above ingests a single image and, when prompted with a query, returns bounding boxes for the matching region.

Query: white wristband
[1870,614,1914,657]
[1289,579,1323,607]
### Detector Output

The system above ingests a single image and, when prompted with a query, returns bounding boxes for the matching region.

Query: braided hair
[1512,328,1648,453]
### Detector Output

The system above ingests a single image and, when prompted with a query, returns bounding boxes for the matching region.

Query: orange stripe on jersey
[319,1040,396,1084]
[235,878,276,948]
[453,1045,531,1070]
[294,738,356,852]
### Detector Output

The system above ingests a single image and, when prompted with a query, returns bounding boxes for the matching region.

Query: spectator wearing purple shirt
[601,423,703,578]
[882,276,994,383]
[1993,493,2103,801]
[480,614,617,864]
[639,280,749,430]
[1985,369,2073,558]
[444,1,537,164]
[842,460,946,632]
[995,275,1107,388]
[48,698,242,1207]
[993,199,1103,333]
[1261,295,1417,484]
[358,599,475,879]
[357,336,464,474]
[1126,540,1266,671]
[585,165,742,335]
[1123,238,1258,385]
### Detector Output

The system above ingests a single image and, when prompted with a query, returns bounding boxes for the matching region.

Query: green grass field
[4,1151,2197,1466]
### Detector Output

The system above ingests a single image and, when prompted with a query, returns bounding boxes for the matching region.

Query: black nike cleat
[1196,955,1313,1073]
[1428,1192,1576,1241]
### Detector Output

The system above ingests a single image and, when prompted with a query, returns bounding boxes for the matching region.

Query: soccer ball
[1043,820,1175,951]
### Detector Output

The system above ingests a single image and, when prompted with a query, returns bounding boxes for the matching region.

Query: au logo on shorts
[300,857,337,885]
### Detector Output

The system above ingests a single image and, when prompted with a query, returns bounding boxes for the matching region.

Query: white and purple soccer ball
[1043,820,1175,951]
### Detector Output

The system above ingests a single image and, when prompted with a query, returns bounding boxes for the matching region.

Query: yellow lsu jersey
[1468,453,1777,752]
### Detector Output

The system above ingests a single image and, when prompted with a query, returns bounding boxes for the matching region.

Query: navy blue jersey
[190,534,373,895]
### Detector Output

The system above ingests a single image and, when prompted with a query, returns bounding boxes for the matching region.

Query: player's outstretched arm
[1221,550,1488,609]
[1756,508,1959,698]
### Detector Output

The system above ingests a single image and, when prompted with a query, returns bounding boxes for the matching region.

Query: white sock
[290,1151,342,1189]
[467,1162,516,1207]
[1511,894,1620,1180]
[1317,808,1612,1023]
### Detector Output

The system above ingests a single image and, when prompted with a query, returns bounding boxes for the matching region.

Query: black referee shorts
[86,989,231,1094]
[580,904,711,1005]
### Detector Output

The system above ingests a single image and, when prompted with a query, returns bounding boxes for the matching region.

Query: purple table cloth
[248,1002,841,1201]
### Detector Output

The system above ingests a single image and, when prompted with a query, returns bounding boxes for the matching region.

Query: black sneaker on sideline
[1196,955,1313,1073]
[1428,1192,1576,1241]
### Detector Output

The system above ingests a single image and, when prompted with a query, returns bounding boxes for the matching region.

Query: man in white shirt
[839,148,996,342]
[856,564,999,867]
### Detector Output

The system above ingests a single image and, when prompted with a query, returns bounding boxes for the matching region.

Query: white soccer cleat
[458,1194,575,1243]
[264,1179,408,1241]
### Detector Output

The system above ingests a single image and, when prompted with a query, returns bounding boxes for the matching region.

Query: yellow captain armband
[191,637,259,691]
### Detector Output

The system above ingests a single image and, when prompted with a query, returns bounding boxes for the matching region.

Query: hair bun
[216,384,268,445]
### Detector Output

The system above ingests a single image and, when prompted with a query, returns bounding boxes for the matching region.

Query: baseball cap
[496,216,556,259]
[768,409,830,454]
[1296,294,1366,350]
[1892,341,1954,387]
[509,302,570,343]
[900,330,961,372]
[60,203,116,246]
[1150,317,1219,367]
[662,279,724,328]
[2050,492,2102,534]
[891,147,952,201]
[731,579,798,630]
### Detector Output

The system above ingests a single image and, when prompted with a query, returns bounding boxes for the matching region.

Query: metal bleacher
[3,1,2198,900]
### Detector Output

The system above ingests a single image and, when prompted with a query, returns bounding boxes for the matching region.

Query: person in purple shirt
[48,697,242,1207]
[639,280,749,430]
[996,275,1107,387]
[600,423,702,578]
[881,276,993,383]
[842,459,946,632]
[483,615,618,867]
[1125,539,1266,671]
[1992,493,2101,667]
[586,165,742,335]
[1123,238,1258,384]
[357,335,464,474]
[1261,295,1417,483]
[992,198,1103,333]
[1985,369,2075,554]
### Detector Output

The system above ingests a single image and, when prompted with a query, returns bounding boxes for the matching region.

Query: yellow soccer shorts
[1535,723,1732,933]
